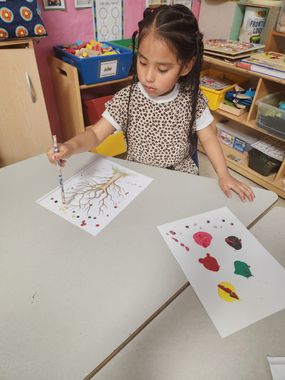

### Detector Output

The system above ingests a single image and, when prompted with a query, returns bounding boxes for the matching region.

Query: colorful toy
[62,39,119,59]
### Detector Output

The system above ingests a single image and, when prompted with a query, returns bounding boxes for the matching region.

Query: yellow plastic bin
[200,69,245,110]
[90,131,127,157]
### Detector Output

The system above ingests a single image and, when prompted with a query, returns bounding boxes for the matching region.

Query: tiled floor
[198,152,285,208]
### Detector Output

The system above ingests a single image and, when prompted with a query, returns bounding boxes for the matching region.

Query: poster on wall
[145,0,192,9]
[158,207,285,337]
[172,0,192,9]
[74,0,93,8]
[146,0,171,7]
[93,0,123,41]
[43,0,66,10]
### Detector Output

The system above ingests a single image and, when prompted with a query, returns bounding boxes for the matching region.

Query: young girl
[48,4,254,202]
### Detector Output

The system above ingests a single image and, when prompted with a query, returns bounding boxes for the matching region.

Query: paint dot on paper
[95,224,100,227]
[80,220,87,227]
[217,282,240,302]
[169,234,190,252]
[185,225,189,229]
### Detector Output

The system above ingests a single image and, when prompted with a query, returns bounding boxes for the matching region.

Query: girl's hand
[219,173,255,202]
[47,142,74,167]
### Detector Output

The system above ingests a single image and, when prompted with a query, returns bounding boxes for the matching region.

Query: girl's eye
[158,68,168,74]
[139,60,147,66]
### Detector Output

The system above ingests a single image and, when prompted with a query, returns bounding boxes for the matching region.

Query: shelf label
[99,60,118,78]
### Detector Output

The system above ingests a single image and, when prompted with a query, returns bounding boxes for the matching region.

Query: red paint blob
[199,253,220,272]
[80,220,87,227]
[193,231,213,248]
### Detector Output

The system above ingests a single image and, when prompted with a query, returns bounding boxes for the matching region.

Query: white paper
[95,0,122,41]
[267,357,285,380]
[37,156,152,236]
[158,207,285,337]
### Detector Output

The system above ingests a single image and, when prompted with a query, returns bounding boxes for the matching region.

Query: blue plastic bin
[54,42,132,85]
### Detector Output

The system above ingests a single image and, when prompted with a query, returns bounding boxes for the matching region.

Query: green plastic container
[109,38,136,51]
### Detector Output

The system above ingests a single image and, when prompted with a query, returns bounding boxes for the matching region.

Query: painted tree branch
[66,168,128,214]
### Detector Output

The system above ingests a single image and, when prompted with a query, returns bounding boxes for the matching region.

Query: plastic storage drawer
[248,148,281,176]
[256,91,285,138]
[200,69,245,110]
[54,43,132,85]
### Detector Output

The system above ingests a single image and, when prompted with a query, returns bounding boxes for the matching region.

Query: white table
[0,153,278,380]
[94,207,285,380]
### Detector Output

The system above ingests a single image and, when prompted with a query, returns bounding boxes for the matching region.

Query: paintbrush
[52,135,66,205]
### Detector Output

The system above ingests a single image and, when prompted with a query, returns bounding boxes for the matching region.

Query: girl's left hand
[219,173,255,202]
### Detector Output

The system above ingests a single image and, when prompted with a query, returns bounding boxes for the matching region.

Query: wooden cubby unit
[202,53,285,199]
[49,56,132,142]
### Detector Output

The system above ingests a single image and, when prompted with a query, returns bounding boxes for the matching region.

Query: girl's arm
[47,117,116,166]
[197,125,255,202]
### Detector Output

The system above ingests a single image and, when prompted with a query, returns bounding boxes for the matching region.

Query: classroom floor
[198,152,285,208]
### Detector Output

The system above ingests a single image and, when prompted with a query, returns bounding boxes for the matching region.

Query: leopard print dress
[103,81,212,175]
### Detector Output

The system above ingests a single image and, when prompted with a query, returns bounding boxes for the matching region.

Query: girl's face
[137,32,192,97]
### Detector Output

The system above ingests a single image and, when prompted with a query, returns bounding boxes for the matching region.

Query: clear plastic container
[256,91,285,138]
[276,0,285,32]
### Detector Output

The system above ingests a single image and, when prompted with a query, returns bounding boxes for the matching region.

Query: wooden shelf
[214,109,285,143]
[202,36,285,198]
[49,56,131,141]
[199,143,285,197]
[203,55,285,85]
[80,76,133,90]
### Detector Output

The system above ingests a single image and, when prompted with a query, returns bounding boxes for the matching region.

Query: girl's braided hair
[126,4,204,149]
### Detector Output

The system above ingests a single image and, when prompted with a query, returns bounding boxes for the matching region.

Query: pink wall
[35,0,200,140]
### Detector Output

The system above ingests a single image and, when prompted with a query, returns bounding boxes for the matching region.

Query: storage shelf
[199,144,285,197]
[202,38,285,199]
[203,55,285,85]
[80,75,133,90]
[214,109,285,143]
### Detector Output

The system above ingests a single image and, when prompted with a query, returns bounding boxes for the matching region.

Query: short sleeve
[102,86,131,132]
[194,90,214,131]
[195,107,214,131]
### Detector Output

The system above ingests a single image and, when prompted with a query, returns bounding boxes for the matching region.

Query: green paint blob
[234,260,253,278]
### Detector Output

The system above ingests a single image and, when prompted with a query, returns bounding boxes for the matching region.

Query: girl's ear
[180,58,195,77]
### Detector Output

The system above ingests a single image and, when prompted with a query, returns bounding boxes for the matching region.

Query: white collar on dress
[138,81,179,103]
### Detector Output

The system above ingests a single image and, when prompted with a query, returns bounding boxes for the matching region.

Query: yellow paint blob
[217,281,240,302]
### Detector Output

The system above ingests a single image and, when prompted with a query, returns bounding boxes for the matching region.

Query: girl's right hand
[47,142,73,167]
